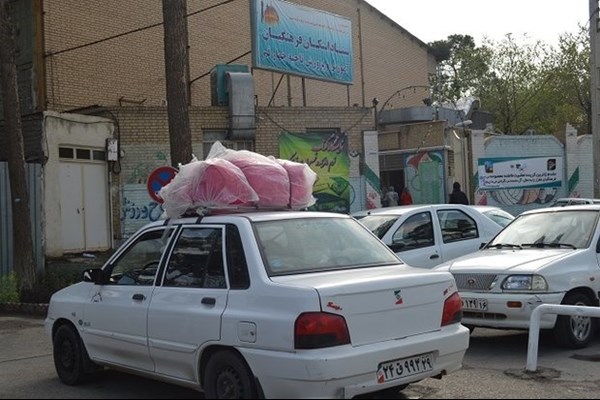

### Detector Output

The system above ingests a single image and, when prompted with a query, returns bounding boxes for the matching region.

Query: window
[438,210,479,243]
[391,212,434,251]
[163,227,227,289]
[59,146,106,163]
[108,228,174,286]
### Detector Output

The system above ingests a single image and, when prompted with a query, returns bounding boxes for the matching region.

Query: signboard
[250,0,353,84]
[147,166,178,204]
[478,157,563,190]
[279,132,350,213]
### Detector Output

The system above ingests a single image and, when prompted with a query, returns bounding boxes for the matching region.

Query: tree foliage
[430,28,591,135]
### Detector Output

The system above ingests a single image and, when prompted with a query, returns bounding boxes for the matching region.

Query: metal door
[59,161,110,252]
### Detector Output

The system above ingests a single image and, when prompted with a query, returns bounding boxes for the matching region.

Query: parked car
[436,205,600,349]
[551,197,600,207]
[45,210,469,399]
[353,205,512,268]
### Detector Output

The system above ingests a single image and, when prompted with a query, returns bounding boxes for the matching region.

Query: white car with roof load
[353,204,512,269]
[45,210,469,399]
[436,205,600,349]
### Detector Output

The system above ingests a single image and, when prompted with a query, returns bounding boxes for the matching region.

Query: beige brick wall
[43,0,435,111]
[110,105,370,179]
[379,121,446,151]
[109,105,371,239]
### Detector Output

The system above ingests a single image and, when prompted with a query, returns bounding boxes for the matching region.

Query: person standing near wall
[449,182,469,205]
[385,186,399,207]
[400,187,413,205]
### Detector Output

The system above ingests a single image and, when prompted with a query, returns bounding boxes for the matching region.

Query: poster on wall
[279,132,350,213]
[250,0,353,84]
[478,157,563,190]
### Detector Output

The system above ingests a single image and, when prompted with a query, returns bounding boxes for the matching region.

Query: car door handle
[430,254,440,260]
[202,297,216,306]
[132,294,146,301]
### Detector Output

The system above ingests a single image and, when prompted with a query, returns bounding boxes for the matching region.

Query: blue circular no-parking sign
[147,166,178,204]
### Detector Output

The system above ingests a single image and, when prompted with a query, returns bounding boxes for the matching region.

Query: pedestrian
[400,187,413,205]
[449,182,469,205]
[385,186,399,207]
[380,183,388,207]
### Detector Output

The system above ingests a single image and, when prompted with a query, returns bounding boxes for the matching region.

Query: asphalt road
[1,315,599,399]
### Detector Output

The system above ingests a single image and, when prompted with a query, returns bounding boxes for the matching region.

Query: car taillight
[441,292,463,326]
[294,312,351,349]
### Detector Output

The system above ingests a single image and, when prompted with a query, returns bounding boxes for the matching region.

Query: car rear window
[254,217,400,276]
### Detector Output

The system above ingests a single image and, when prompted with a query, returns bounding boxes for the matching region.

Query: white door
[60,159,110,252]
[60,163,85,250]
[148,226,228,381]
[83,163,110,250]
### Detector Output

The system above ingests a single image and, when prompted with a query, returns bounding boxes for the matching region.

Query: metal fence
[0,162,44,277]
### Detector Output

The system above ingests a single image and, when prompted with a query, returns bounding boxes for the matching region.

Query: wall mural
[404,151,445,204]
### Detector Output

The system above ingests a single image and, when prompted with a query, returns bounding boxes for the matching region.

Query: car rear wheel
[53,324,90,385]
[553,292,596,349]
[204,350,258,399]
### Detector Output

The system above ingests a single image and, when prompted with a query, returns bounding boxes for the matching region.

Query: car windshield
[355,215,401,239]
[488,210,599,249]
[254,217,401,276]
[482,209,514,227]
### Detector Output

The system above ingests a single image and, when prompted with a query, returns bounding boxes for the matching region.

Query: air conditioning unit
[211,64,250,106]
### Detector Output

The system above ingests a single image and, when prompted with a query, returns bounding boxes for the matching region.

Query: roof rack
[179,205,304,218]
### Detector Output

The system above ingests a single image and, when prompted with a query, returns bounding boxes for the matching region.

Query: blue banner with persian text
[251,0,353,84]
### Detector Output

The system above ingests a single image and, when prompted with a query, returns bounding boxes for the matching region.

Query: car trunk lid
[272,266,455,346]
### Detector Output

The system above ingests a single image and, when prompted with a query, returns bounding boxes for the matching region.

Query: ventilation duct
[227,72,256,140]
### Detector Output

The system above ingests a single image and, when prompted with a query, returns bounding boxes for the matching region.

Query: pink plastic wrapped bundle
[159,158,259,218]
[209,144,291,208]
[275,158,317,209]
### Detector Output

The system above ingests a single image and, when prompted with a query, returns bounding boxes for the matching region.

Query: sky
[364,0,591,47]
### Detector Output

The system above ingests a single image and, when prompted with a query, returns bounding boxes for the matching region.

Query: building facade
[1,0,439,260]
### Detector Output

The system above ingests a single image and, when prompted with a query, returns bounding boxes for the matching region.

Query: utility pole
[0,0,36,293]
[591,0,600,197]
[162,0,192,168]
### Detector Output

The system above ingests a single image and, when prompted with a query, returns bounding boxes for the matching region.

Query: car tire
[53,324,90,385]
[553,292,596,349]
[204,350,258,399]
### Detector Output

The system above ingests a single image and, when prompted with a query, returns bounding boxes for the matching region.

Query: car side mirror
[479,242,487,250]
[82,268,105,284]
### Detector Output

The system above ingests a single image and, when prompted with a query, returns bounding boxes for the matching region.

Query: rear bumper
[239,323,469,399]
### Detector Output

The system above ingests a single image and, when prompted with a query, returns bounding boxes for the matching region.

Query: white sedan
[46,211,469,399]
[353,204,512,268]
[436,205,600,349]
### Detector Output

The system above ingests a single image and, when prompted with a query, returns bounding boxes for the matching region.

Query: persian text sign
[279,132,350,213]
[251,0,353,84]
[478,157,563,190]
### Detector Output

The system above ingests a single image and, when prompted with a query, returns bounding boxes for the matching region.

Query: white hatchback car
[46,211,469,399]
[437,205,600,349]
[353,205,512,269]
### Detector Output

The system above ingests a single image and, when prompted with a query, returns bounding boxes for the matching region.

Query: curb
[0,302,48,317]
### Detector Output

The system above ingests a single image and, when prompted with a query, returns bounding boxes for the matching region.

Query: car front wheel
[553,292,596,349]
[204,350,258,399]
[53,324,89,385]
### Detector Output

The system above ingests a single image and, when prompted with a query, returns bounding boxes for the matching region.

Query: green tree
[429,30,591,135]
[429,34,493,104]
